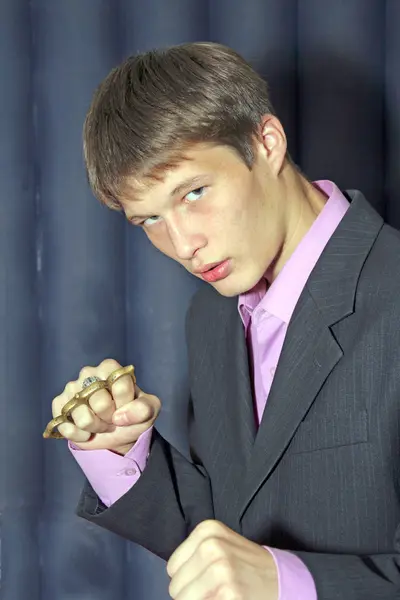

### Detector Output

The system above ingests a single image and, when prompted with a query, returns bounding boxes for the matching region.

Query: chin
[213,284,240,298]
[212,270,262,297]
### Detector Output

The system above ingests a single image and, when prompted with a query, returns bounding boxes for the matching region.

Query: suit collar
[306,190,384,326]
[237,190,384,521]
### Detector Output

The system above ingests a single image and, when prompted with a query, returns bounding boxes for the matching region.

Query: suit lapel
[227,307,258,462]
[192,294,255,528]
[239,288,343,519]
[238,191,384,521]
[211,296,256,464]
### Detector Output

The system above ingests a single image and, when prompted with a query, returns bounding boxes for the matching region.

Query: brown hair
[83,42,276,210]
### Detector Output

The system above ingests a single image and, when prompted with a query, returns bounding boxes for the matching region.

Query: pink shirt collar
[238,180,350,326]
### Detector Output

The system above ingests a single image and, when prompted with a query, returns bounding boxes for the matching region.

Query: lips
[200,259,232,283]
[195,261,224,274]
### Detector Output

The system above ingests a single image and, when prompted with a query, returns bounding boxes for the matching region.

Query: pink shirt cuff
[264,547,317,600]
[69,427,153,507]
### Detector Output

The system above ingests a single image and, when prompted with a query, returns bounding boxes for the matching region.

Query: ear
[257,115,287,176]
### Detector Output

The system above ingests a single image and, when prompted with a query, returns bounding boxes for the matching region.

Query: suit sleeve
[76,426,215,561]
[76,294,215,560]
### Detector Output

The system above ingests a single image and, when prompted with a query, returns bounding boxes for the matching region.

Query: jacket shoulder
[185,284,236,339]
[363,223,400,289]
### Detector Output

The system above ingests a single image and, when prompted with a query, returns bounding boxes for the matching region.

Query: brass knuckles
[42,415,66,439]
[61,380,108,419]
[106,364,136,389]
[42,365,136,440]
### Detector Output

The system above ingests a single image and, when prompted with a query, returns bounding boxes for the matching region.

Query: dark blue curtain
[1,1,399,599]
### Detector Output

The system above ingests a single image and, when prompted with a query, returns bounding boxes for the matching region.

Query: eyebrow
[170,175,208,197]
[128,174,209,222]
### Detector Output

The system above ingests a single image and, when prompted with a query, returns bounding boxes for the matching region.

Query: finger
[76,363,120,423]
[168,530,200,579]
[112,389,160,426]
[83,359,137,410]
[106,372,137,410]
[56,420,92,444]
[171,559,236,600]
[52,361,121,417]
[52,393,66,419]
[69,366,116,431]
[88,388,115,423]
[70,403,112,434]
[52,377,112,439]
[78,360,134,411]
[167,521,232,577]
[52,380,79,418]
[168,547,212,599]
[169,534,242,599]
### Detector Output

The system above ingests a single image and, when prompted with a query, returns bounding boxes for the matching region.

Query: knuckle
[150,394,161,411]
[100,358,120,371]
[211,558,234,581]
[52,395,62,415]
[131,400,151,420]
[197,519,223,536]
[79,366,93,380]
[91,394,112,413]
[112,377,132,396]
[74,413,95,431]
[64,381,76,397]
[57,422,88,442]
[57,423,75,439]
[216,582,241,600]
[198,537,224,561]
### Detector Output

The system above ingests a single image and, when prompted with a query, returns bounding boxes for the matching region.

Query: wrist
[109,442,136,456]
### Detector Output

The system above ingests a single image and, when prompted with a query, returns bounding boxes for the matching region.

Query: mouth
[197,259,232,283]
[194,261,225,274]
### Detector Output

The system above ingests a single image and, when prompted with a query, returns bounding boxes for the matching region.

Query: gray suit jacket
[78,190,400,599]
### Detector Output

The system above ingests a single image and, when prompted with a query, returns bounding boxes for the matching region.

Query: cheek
[225,195,258,234]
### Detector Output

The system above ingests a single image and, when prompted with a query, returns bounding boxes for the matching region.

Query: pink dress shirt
[71,180,350,599]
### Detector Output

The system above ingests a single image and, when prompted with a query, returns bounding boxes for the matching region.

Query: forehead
[122,143,240,203]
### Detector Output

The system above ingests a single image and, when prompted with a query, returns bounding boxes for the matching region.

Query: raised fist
[49,359,161,455]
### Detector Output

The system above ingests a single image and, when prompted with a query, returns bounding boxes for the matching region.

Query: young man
[47,43,400,599]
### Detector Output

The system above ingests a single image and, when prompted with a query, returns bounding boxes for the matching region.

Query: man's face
[123,139,289,297]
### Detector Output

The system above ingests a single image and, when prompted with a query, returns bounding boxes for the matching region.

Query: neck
[266,166,328,284]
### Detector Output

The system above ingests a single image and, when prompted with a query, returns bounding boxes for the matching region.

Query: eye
[185,187,206,202]
[142,215,161,227]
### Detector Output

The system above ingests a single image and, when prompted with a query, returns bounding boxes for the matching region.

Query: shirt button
[125,468,136,476]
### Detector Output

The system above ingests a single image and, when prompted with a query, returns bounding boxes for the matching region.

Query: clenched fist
[167,520,279,600]
[51,359,161,455]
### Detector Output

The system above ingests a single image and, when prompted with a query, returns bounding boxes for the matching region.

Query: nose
[167,217,206,261]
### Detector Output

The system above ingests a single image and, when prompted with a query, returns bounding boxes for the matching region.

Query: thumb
[112,391,159,426]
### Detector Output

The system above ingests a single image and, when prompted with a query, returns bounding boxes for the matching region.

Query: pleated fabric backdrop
[1,1,399,599]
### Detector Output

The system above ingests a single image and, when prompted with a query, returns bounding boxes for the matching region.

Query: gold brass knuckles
[43,365,136,440]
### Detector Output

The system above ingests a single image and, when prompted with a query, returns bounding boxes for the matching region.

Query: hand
[51,359,161,454]
[167,520,279,600]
